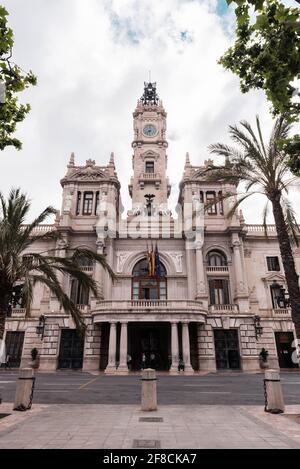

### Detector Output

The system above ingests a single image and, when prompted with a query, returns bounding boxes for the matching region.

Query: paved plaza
[1,403,300,449]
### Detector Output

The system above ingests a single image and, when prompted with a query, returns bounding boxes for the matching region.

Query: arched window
[70,279,89,305]
[132,258,167,300]
[207,250,227,267]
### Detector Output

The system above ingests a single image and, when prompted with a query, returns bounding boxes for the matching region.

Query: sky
[0,0,299,223]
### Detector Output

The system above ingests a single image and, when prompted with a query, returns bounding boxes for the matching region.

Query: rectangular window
[267,256,280,271]
[95,191,99,215]
[200,191,204,203]
[218,191,224,215]
[83,192,93,215]
[206,191,217,215]
[209,279,230,305]
[70,279,89,305]
[145,161,154,173]
[76,192,81,215]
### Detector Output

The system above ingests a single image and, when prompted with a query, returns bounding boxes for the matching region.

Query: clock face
[143,124,157,137]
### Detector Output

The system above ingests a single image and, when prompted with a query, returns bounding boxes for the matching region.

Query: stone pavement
[0,403,300,449]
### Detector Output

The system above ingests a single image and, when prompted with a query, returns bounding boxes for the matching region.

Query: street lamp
[36,315,45,340]
[254,315,263,340]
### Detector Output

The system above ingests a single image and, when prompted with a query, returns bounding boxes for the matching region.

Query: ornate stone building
[4,83,300,373]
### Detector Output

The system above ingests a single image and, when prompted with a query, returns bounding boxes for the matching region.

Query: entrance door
[214,329,240,370]
[58,329,84,369]
[5,331,25,367]
[275,332,296,368]
[128,323,170,371]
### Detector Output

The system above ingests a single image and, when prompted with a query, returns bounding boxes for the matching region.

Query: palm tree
[0,188,114,340]
[207,116,300,339]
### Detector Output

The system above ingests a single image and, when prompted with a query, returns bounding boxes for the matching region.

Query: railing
[272,308,291,318]
[92,300,204,311]
[206,266,229,273]
[140,173,161,181]
[21,224,56,234]
[209,304,239,314]
[77,305,90,312]
[246,224,277,233]
[81,266,94,273]
[9,308,26,318]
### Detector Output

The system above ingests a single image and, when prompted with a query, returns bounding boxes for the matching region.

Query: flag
[155,244,161,277]
[151,244,155,277]
[147,244,152,276]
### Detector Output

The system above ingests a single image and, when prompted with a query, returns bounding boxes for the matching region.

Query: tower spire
[68,152,75,168]
[185,152,191,167]
[109,151,115,167]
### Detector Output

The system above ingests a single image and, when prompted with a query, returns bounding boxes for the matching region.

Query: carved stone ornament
[166,252,183,272]
[116,252,131,273]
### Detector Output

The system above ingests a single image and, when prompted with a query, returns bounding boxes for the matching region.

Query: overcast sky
[0,0,299,223]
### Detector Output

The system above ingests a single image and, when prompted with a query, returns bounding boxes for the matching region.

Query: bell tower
[128,82,171,215]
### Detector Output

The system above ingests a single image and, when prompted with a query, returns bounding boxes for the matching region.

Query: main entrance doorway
[5,331,25,367]
[58,329,84,369]
[275,332,297,368]
[214,329,240,370]
[128,323,170,371]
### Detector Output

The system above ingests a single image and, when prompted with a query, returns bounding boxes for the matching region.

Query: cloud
[0,0,299,224]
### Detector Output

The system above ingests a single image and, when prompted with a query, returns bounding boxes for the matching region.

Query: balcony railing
[8,308,26,318]
[81,266,94,273]
[272,308,291,318]
[208,304,239,314]
[92,299,204,311]
[206,266,229,273]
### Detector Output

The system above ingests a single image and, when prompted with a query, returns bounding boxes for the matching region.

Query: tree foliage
[0,5,37,150]
[220,0,300,174]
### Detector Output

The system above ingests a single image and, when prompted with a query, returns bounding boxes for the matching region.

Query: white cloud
[0,0,299,224]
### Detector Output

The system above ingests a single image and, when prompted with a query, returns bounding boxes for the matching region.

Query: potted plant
[259,348,269,369]
[29,347,39,369]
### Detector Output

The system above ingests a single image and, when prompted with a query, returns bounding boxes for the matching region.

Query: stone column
[182,322,193,372]
[170,322,179,373]
[105,322,117,373]
[185,241,195,299]
[195,244,207,301]
[232,235,245,294]
[118,322,128,373]
[93,239,105,302]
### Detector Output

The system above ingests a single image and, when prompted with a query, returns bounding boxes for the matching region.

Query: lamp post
[36,315,45,340]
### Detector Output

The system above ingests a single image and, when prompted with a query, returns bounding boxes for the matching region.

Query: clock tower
[129,82,171,215]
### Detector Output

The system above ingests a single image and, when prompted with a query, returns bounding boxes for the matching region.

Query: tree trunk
[271,198,300,339]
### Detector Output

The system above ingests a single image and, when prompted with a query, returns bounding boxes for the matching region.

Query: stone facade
[4,83,299,374]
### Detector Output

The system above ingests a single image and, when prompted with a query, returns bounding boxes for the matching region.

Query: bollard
[14,368,35,411]
[264,369,285,414]
[141,368,157,411]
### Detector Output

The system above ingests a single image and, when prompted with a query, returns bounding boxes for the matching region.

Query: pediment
[140,150,159,161]
[69,167,106,181]
[262,273,286,283]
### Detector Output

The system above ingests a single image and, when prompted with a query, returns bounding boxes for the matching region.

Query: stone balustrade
[93,299,204,312]
[208,304,239,314]
[206,266,229,273]
[272,308,292,318]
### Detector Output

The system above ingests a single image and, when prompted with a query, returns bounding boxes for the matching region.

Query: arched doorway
[129,258,169,370]
[132,258,167,300]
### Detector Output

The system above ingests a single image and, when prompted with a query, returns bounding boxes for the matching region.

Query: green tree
[207,116,300,339]
[0,5,37,150]
[220,0,300,174]
[0,188,114,340]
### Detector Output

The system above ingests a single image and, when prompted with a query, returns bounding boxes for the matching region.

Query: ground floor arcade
[3,313,298,373]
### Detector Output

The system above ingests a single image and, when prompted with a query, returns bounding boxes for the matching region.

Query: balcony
[206,266,229,274]
[208,304,239,314]
[272,308,292,318]
[8,308,26,319]
[91,300,207,323]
